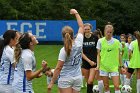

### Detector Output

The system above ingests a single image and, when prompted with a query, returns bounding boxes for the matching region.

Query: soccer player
[43,67,60,93]
[81,24,103,93]
[123,34,134,86]
[47,9,84,93]
[12,32,47,93]
[0,30,19,93]
[126,31,140,93]
[96,22,125,93]
[120,34,128,86]
[44,67,56,85]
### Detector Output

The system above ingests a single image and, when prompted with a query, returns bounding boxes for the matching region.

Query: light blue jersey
[12,49,36,93]
[0,45,14,85]
[58,33,83,78]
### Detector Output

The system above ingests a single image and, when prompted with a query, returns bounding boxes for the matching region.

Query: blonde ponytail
[14,43,22,64]
[62,26,74,56]
[64,33,72,56]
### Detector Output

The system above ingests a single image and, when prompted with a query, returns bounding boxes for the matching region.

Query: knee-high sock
[137,79,140,93]
[87,84,93,93]
[98,80,104,93]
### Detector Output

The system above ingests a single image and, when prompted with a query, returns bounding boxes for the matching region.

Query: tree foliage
[0,0,140,34]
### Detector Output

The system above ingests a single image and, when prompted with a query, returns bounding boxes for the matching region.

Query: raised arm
[70,9,84,35]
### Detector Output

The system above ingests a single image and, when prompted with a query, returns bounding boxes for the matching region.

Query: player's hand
[47,83,54,93]
[89,61,96,66]
[95,65,99,70]
[70,9,78,15]
[36,73,43,78]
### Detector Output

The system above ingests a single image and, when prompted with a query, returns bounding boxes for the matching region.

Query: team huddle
[0,9,140,93]
[0,30,47,93]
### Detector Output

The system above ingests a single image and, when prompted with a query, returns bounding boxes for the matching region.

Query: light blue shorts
[58,75,82,91]
[100,70,119,76]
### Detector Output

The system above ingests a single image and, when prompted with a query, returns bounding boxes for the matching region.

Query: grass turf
[33,45,136,93]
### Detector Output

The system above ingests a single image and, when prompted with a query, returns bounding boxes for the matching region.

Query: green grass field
[33,45,136,93]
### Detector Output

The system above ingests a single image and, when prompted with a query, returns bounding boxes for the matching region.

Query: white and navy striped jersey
[58,33,83,78]
[12,49,36,93]
[0,45,14,85]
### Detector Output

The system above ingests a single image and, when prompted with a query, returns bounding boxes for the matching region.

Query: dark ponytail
[0,38,4,62]
[3,30,17,46]
[0,30,17,62]
[134,31,140,51]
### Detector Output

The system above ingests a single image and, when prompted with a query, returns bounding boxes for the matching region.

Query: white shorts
[100,70,119,76]
[0,85,14,93]
[58,75,82,91]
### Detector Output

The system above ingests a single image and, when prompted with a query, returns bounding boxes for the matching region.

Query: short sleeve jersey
[12,49,36,92]
[58,33,83,77]
[82,33,98,62]
[0,45,14,84]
